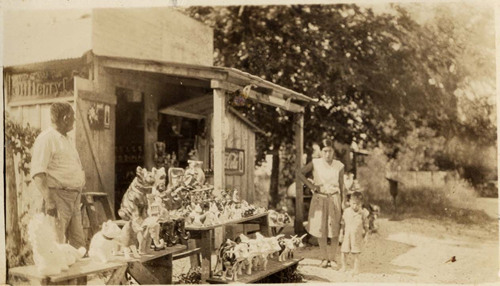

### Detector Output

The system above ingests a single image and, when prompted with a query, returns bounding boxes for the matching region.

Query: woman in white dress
[297,138,345,268]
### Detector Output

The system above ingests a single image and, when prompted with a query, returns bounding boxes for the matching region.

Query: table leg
[106,265,128,285]
[128,254,173,284]
[259,214,271,236]
[199,229,213,281]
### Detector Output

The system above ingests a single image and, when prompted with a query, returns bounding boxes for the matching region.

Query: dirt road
[296,216,499,284]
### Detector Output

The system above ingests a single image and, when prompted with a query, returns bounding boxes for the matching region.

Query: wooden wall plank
[40,105,52,130]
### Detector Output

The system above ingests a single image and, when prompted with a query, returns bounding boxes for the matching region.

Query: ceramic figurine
[152,167,167,197]
[140,217,165,252]
[89,220,122,263]
[118,166,156,221]
[116,219,141,259]
[160,221,179,247]
[214,239,238,281]
[28,213,86,275]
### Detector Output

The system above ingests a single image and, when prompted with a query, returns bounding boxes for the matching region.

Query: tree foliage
[184,3,496,185]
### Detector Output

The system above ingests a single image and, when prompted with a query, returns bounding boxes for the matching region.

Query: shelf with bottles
[116,145,144,164]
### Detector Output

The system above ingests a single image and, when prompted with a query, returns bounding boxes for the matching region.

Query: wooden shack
[4,8,315,234]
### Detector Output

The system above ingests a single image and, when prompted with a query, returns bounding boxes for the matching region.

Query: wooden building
[4,8,315,234]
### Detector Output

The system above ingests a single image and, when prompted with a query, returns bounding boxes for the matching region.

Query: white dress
[306,158,344,238]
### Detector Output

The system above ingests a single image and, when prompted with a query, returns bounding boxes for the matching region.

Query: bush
[357,147,389,202]
[357,147,492,224]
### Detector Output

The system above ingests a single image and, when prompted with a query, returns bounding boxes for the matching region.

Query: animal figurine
[189,204,206,226]
[214,239,237,281]
[289,234,307,258]
[255,233,284,268]
[174,218,191,242]
[232,242,251,278]
[118,166,156,221]
[160,221,179,247]
[147,194,170,222]
[89,220,122,263]
[152,167,167,197]
[278,237,296,262]
[238,234,262,274]
[28,213,86,275]
[115,219,141,259]
[139,217,165,252]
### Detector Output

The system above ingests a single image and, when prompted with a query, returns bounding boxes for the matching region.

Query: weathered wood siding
[224,112,256,203]
[92,8,213,66]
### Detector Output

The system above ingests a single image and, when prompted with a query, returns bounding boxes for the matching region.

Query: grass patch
[367,185,494,225]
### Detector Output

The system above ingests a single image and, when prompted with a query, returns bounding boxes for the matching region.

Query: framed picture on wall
[210,146,245,175]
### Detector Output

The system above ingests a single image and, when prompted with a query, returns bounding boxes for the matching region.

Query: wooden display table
[8,244,186,285]
[185,212,270,281]
[206,258,303,284]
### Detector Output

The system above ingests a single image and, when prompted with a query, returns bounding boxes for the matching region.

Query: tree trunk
[6,151,21,267]
[269,148,280,208]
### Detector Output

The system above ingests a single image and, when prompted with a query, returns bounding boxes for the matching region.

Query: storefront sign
[7,70,74,101]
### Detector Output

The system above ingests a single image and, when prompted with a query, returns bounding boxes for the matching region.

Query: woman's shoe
[330,260,338,269]
[319,260,329,268]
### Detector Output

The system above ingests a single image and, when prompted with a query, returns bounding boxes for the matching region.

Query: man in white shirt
[31,102,86,248]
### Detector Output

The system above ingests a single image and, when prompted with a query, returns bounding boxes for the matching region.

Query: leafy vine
[5,113,41,176]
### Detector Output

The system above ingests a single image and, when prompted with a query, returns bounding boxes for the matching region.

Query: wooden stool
[81,192,115,244]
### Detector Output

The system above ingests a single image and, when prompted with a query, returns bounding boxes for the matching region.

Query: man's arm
[33,173,57,217]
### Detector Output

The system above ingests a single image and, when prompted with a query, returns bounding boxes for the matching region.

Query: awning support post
[213,88,226,196]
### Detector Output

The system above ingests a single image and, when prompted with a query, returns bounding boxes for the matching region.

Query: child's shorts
[341,231,363,253]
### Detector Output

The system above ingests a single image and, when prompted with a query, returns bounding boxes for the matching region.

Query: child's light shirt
[341,207,369,253]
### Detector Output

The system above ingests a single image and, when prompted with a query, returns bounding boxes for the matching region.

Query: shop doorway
[114,88,145,216]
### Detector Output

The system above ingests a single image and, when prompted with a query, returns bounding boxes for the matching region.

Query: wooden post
[294,112,304,235]
[144,93,158,170]
[6,151,20,266]
[212,88,226,195]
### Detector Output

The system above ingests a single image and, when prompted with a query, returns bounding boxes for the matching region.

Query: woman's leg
[327,236,339,268]
[317,235,329,267]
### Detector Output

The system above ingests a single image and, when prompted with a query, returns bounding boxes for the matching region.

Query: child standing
[298,138,345,269]
[340,191,369,274]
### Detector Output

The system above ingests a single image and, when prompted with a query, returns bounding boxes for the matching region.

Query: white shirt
[31,127,85,189]
[312,158,344,194]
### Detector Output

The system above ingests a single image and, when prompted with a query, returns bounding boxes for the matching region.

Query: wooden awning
[158,94,265,134]
[96,53,316,113]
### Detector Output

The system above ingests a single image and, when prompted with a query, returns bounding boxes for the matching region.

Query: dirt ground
[295,216,499,284]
